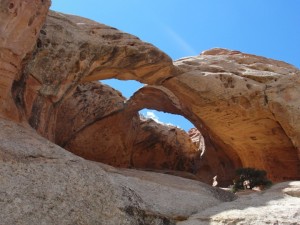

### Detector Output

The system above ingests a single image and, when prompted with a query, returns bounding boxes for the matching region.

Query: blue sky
[51,1,300,131]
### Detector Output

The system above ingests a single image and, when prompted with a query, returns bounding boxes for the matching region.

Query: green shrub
[232,167,272,192]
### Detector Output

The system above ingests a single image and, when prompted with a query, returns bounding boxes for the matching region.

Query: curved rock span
[1,1,300,224]
[1,1,300,188]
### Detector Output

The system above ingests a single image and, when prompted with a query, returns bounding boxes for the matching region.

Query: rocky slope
[0,118,235,225]
[178,181,300,225]
[0,118,299,224]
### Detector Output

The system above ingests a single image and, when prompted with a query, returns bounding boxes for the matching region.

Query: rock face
[0,0,50,121]
[57,81,200,174]
[0,118,235,225]
[4,7,299,183]
[165,49,300,181]
[188,128,236,186]
[17,10,177,140]
[55,80,235,185]
[131,118,198,171]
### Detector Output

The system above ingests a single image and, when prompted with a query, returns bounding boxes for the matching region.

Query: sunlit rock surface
[0,2,300,224]
[165,49,300,181]
[178,181,300,225]
[7,8,300,182]
[0,119,235,225]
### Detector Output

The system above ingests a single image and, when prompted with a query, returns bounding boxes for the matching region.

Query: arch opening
[139,109,194,132]
[100,78,144,99]
[56,78,238,186]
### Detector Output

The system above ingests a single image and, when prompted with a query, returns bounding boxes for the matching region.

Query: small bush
[232,167,272,192]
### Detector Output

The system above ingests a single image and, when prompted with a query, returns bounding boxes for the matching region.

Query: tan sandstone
[0,1,300,224]
[0,0,50,121]
[11,9,300,182]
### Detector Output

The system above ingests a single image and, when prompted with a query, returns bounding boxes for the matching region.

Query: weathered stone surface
[178,181,300,225]
[18,10,300,182]
[0,0,50,121]
[19,10,177,140]
[131,118,198,172]
[55,81,125,147]
[164,49,300,181]
[1,2,300,224]
[1,0,300,193]
[0,118,235,225]
[55,81,140,167]
[57,82,201,174]
[188,128,237,186]
[56,81,237,186]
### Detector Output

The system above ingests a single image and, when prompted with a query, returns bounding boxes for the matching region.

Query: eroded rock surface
[18,10,177,140]
[1,2,300,224]
[0,119,235,225]
[178,181,300,225]
[57,81,201,173]
[188,128,236,186]
[9,9,300,182]
[0,0,50,121]
[165,49,300,181]
[131,118,198,171]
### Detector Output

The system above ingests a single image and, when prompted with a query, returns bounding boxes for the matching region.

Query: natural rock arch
[54,81,237,185]
[6,10,300,183]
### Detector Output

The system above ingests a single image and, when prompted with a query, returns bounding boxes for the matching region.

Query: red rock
[0,0,50,121]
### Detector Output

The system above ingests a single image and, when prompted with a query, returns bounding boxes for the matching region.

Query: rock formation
[188,128,236,186]
[0,0,50,121]
[0,1,300,223]
[178,181,300,225]
[0,118,236,225]
[166,49,300,181]
[16,10,177,141]
[1,5,298,183]
[56,81,201,176]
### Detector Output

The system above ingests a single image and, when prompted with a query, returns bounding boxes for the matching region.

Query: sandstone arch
[53,81,237,185]
[5,10,299,183]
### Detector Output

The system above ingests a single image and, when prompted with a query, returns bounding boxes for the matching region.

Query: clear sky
[51,1,300,131]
